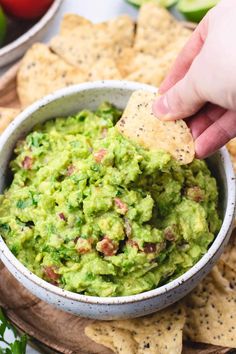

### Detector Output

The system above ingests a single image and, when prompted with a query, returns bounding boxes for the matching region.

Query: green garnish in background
[0,6,7,47]
[125,0,177,8]
[0,309,27,354]
[125,0,220,22]
[177,0,219,23]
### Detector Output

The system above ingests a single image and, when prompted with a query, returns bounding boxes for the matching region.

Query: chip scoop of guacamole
[0,102,221,297]
[117,90,195,165]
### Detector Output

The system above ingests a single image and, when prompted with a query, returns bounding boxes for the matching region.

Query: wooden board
[0,61,21,109]
[0,262,233,354]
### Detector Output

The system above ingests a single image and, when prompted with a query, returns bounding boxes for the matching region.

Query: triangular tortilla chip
[220,231,236,273]
[17,43,86,107]
[124,51,180,87]
[60,13,92,34]
[0,107,20,133]
[89,58,122,81]
[85,304,185,354]
[227,138,236,174]
[50,15,134,73]
[116,90,194,164]
[85,323,137,354]
[135,3,191,57]
[184,260,236,348]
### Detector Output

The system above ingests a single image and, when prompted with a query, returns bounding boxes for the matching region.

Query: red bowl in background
[0,0,54,20]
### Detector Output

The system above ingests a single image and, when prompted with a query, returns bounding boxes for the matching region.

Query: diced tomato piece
[43,266,60,283]
[93,149,107,163]
[58,212,66,221]
[22,156,33,169]
[97,237,118,256]
[67,164,75,176]
[143,243,157,254]
[114,197,128,214]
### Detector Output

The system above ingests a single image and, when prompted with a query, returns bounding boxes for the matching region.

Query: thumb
[153,58,206,121]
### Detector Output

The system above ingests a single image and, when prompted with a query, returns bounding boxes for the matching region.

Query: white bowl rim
[0,0,62,57]
[0,80,235,305]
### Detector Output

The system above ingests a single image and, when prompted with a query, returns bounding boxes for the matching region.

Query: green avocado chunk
[0,102,221,296]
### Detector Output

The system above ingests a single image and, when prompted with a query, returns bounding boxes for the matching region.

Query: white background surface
[2,1,138,352]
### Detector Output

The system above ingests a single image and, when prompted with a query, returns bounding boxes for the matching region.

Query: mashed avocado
[0,103,221,296]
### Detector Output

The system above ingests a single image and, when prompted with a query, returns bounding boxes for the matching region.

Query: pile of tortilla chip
[15,3,191,107]
[0,107,20,133]
[85,233,236,353]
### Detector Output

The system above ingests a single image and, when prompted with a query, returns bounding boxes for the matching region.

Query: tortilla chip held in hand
[116,90,194,164]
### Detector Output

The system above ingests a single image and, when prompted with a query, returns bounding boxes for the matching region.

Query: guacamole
[0,103,221,297]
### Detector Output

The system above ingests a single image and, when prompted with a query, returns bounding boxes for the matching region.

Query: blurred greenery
[0,309,27,354]
[125,0,219,23]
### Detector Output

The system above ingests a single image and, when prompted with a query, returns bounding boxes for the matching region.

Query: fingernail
[152,95,171,118]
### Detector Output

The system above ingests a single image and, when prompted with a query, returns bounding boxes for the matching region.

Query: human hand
[152,0,236,158]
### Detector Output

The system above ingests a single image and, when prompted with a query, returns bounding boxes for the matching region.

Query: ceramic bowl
[0,0,62,68]
[0,81,235,320]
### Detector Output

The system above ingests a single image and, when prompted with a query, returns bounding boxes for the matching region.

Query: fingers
[187,103,226,139]
[159,16,209,94]
[195,110,236,158]
[153,58,207,121]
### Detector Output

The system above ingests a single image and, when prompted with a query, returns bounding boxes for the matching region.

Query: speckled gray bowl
[0,0,62,68]
[0,81,235,320]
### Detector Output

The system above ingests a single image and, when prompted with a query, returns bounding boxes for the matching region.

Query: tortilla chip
[17,43,86,107]
[227,138,236,173]
[123,4,191,87]
[85,323,138,354]
[116,47,136,77]
[0,107,20,133]
[124,52,178,87]
[50,15,134,73]
[89,58,122,81]
[135,3,191,57]
[184,260,236,348]
[221,231,236,270]
[116,90,194,164]
[107,15,135,57]
[60,13,92,34]
[50,25,114,72]
[85,304,185,354]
